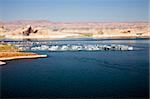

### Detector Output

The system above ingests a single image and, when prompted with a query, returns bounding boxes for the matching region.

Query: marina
[6,41,134,51]
[0,0,149,98]
[1,38,149,98]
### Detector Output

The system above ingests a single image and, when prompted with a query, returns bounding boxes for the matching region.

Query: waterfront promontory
[0,42,47,65]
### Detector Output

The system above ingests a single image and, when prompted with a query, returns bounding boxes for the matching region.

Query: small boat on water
[17,44,134,51]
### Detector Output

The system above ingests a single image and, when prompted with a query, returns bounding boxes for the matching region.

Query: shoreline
[3,34,150,40]
[0,52,47,66]
[92,35,150,39]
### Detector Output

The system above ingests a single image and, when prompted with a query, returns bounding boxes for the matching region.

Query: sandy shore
[5,32,81,40]
[4,31,150,40]
[92,34,150,39]
[0,52,47,66]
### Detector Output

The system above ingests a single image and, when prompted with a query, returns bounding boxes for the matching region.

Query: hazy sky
[0,0,149,22]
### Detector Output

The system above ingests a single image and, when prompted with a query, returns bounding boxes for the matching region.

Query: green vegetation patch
[0,35,5,39]
[80,33,93,37]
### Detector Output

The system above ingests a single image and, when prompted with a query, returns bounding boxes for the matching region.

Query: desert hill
[0,20,149,39]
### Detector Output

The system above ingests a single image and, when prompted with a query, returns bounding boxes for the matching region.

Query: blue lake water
[0,38,149,98]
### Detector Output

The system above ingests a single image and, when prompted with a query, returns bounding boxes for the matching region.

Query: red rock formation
[22,25,38,36]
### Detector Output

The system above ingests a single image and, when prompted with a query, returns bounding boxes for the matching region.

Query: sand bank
[4,32,150,40]
[93,33,150,39]
[0,52,47,66]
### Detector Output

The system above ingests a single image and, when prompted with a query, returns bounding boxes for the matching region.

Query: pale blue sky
[0,0,149,22]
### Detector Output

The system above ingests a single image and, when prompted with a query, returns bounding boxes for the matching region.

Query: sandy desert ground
[0,20,149,40]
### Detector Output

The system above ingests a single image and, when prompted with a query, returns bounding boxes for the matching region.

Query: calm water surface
[0,38,149,98]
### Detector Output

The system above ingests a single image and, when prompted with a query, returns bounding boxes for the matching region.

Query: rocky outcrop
[22,25,38,36]
[120,30,131,33]
[0,26,7,36]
